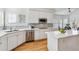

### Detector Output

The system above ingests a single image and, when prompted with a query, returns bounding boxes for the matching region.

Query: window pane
[8,13,16,23]
[0,11,3,26]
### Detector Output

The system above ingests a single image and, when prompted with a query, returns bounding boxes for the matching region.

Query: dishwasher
[26,30,34,42]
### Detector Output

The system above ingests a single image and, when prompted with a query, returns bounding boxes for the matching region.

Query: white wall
[28,8,54,23]
[3,8,54,27]
[5,8,29,26]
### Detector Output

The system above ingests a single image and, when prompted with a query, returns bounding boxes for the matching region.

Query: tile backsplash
[29,23,53,29]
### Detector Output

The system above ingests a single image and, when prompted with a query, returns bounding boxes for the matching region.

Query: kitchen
[0,8,54,51]
[0,8,79,51]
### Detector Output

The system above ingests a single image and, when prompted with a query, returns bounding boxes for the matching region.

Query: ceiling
[29,8,78,15]
[0,8,77,15]
[54,8,77,15]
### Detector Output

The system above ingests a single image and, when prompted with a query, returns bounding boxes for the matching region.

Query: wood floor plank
[14,39,48,51]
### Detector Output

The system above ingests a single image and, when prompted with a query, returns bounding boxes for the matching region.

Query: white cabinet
[8,33,18,50]
[22,31,26,43]
[39,31,46,39]
[35,29,47,40]
[35,30,40,40]
[8,31,26,50]
[17,31,26,45]
[0,36,8,51]
[35,28,53,40]
[0,30,26,51]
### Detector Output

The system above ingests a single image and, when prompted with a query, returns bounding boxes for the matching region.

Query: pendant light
[68,8,71,24]
[64,8,71,30]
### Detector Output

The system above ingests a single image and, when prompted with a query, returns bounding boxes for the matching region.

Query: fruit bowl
[59,28,65,33]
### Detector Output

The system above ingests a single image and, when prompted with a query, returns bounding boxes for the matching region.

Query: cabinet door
[35,30,40,40]
[0,37,8,51]
[39,31,46,39]
[22,31,26,42]
[8,35,17,50]
[17,31,26,45]
[35,29,47,40]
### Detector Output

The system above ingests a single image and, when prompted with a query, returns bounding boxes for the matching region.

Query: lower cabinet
[17,31,26,45]
[22,31,26,43]
[0,36,8,51]
[8,35,18,50]
[8,31,26,50]
[35,29,47,40]
[0,30,26,51]
[35,28,53,40]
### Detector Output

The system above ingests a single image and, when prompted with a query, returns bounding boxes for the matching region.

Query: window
[0,11,4,26]
[8,13,16,23]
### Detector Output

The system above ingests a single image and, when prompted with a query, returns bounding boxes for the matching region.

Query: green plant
[59,28,65,33]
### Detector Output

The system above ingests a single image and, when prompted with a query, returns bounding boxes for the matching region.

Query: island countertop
[46,29,79,51]
[46,30,79,39]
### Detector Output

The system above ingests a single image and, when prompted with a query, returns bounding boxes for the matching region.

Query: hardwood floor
[14,39,48,51]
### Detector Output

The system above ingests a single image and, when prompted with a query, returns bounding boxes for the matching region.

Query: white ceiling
[0,8,77,15]
[54,8,77,15]
[27,8,77,15]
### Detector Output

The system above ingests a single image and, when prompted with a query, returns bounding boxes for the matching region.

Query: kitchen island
[46,30,79,51]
